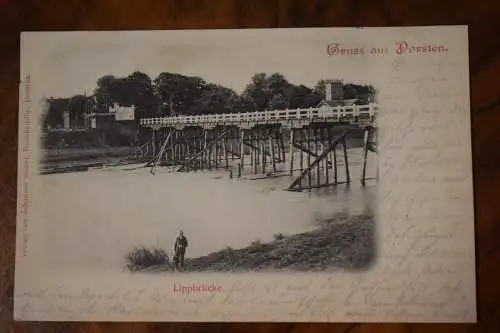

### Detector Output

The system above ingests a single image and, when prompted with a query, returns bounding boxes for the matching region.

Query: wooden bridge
[137,104,379,191]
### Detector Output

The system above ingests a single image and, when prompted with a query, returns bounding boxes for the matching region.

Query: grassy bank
[127,213,375,273]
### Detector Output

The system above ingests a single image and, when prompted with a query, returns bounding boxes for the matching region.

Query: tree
[268,93,288,110]
[125,71,161,119]
[233,94,257,113]
[44,70,376,130]
[191,84,238,114]
[93,72,161,120]
[265,73,292,98]
[242,73,271,111]
[43,97,67,129]
[289,84,318,109]
[93,75,116,113]
[154,73,207,116]
[242,72,328,110]
[68,94,89,128]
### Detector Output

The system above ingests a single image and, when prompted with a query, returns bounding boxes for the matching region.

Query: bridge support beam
[178,129,229,172]
[361,125,377,187]
[342,136,350,184]
[142,119,377,191]
[289,129,294,174]
[333,142,338,184]
[151,129,157,158]
[239,129,245,170]
[150,129,173,175]
[287,129,350,191]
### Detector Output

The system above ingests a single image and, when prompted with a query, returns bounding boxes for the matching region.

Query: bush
[250,239,261,246]
[273,233,285,240]
[126,247,169,271]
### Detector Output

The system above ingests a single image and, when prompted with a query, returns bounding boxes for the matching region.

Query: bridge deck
[140,103,379,128]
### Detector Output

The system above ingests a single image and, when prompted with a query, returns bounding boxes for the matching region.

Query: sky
[21,28,389,102]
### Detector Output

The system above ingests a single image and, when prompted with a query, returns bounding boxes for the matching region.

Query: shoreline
[130,213,375,274]
[42,146,132,163]
[40,146,142,174]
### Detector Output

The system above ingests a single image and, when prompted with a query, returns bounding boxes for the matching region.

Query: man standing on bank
[173,230,188,270]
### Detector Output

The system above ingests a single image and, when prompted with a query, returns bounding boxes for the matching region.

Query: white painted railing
[140,103,378,127]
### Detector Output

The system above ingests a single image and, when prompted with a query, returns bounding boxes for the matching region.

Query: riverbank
[40,147,140,174]
[131,212,375,273]
[42,147,132,163]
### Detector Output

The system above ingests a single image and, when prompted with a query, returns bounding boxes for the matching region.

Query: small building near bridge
[317,79,358,108]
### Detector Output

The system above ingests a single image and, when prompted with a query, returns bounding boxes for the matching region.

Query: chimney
[325,82,332,101]
[332,79,344,100]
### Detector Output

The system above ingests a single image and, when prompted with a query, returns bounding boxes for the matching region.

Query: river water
[40,148,377,272]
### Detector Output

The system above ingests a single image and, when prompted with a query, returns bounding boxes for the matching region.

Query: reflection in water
[40,148,377,272]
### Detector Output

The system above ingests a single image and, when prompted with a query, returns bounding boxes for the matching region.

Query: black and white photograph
[35,30,378,276]
[15,26,477,323]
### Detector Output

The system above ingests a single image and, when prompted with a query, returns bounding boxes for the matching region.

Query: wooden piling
[289,129,294,174]
[214,132,217,168]
[178,132,183,163]
[240,129,245,169]
[223,134,229,169]
[261,134,266,174]
[180,140,185,162]
[276,136,281,163]
[212,138,217,169]
[152,129,156,158]
[315,128,320,186]
[179,135,184,161]
[299,130,304,174]
[280,131,286,162]
[270,135,276,173]
[322,129,329,185]
[307,126,312,188]
[214,132,219,168]
[250,130,255,174]
[192,135,198,170]
[150,128,173,174]
[333,143,338,184]
[275,131,281,163]
[287,130,349,191]
[176,132,182,164]
[177,131,183,163]
[361,127,369,186]
[230,140,235,160]
[211,132,215,169]
[171,131,176,164]
[185,137,191,171]
[324,140,329,184]
[218,135,223,167]
[199,132,204,169]
[256,130,260,167]
[206,133,213,170]
[342,136,350,183]
[177,129,229,172]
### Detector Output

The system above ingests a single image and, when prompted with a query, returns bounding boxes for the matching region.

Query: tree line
[43,71,376,129]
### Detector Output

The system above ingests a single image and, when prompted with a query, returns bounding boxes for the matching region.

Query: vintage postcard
[15,26,475,322]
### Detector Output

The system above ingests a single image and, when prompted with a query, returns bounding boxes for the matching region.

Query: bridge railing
[139,103,378,127]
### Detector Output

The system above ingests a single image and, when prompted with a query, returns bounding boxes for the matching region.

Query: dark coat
[174,235,188,253]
